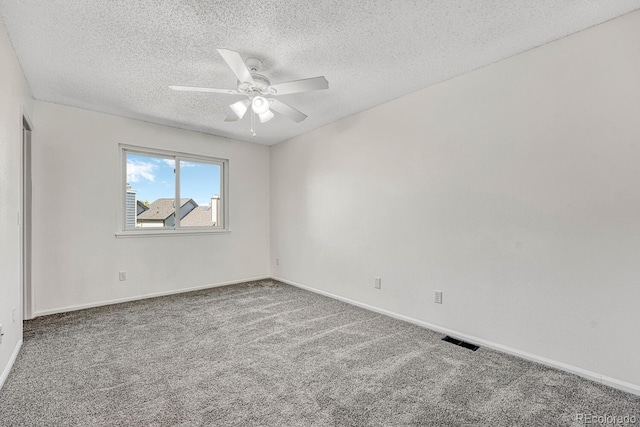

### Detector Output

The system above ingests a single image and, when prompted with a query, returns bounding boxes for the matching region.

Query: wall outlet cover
[434,291,443,304]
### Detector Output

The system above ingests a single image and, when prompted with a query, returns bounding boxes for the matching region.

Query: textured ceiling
[1,1,639,145]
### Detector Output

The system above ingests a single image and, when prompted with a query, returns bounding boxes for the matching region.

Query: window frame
[117,144,229,237]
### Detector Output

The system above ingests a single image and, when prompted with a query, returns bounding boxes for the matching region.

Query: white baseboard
[32,276,270,318]
[0,339,23,391]
[273,276,640,397]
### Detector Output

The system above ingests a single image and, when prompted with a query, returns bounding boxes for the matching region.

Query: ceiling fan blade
[258,109,275,123]
[169,85,240,95]
[269,99,307,123]
[224,113,239,122]
[268,76,328,95]
[217,48,255,85]
[229,99,251,119]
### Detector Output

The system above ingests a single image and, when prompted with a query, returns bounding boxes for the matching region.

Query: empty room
[1,1,640,425]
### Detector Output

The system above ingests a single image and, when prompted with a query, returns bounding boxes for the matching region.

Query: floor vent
[442,335,479,351]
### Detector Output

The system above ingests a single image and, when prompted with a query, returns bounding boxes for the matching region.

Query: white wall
[31,101,270,315]
[271,10,640,390]
[0,19,32,385]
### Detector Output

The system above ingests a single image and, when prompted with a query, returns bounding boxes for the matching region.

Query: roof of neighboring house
[180,206,216,227]
[137,198,193,221]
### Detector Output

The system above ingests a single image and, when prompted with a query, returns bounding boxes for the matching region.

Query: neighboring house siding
[179,200,197,222]
[165,213,176,228]
[125,190,137,228]
[137,201,149,216]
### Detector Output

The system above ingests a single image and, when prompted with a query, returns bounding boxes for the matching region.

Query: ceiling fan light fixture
[229,99,251,119]
[258,109,275,123]
[251,96,270,115]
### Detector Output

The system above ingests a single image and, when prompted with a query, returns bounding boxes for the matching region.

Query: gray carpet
[1,280,638,426]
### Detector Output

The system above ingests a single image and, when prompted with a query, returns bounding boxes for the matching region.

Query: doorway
[22,115,33,320]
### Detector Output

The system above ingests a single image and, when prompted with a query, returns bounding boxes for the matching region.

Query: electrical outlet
[374,277,381,289]
[12,307,16,323]
[119,271,127,281]
[275,258,280,266]
[434,291,443,304]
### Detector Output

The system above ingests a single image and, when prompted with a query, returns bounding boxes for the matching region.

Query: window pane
[179,160,221,228]
[125,153,176,229]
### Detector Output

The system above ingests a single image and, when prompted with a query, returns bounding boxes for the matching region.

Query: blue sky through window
[126,153,221,207]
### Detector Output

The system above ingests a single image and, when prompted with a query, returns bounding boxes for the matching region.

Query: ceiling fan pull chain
[251,110,256,137]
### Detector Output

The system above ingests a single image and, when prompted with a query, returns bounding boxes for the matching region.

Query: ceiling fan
[170,49,329,136]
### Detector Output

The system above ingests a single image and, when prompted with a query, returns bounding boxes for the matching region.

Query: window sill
[115,228,231,238]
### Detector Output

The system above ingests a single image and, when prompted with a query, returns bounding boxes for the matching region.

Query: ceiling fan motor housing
[237,73,273,96]
[245,57,262,72]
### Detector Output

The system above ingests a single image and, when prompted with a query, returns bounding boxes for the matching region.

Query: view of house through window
[124,148,225,231]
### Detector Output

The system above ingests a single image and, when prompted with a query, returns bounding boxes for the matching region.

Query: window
[120,145,228,235]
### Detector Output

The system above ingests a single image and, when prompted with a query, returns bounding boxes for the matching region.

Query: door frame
[21,110,34,320]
